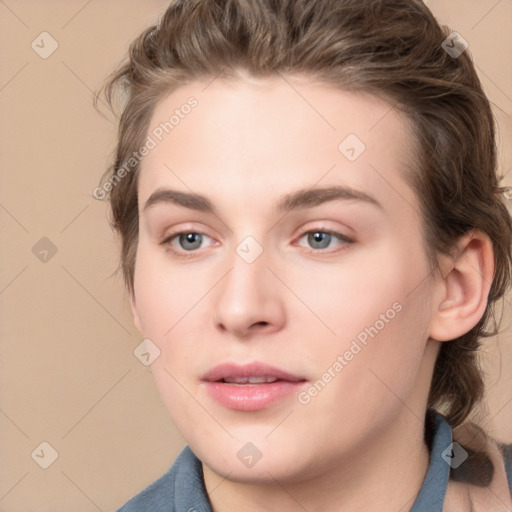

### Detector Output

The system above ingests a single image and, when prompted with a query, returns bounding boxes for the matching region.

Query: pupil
[309,232,330,249]
[180,233,202,250]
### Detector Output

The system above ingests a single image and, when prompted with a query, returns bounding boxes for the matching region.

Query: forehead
[138,75,419,217]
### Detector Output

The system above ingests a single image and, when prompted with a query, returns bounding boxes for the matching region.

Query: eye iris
[308,231,331,249]
[179,233,202,250]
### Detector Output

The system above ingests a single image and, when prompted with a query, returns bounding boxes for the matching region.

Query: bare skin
[130,74,494,512]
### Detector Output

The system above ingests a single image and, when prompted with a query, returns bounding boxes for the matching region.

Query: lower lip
[204,381,305,411]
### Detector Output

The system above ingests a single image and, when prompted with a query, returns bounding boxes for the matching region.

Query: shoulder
[116,446,209,512]
[116,460,177,512]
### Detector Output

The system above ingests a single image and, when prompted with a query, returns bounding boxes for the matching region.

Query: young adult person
[96,1,512,510]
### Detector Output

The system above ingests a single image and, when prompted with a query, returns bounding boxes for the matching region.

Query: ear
[130,288,143,334]
[429,230,494,342]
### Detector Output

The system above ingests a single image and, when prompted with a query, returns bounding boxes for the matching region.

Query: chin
[191,435,316,484]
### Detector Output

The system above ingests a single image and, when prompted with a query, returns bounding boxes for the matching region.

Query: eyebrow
[142,185,383,214]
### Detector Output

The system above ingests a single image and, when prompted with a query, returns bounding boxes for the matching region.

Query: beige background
[0,1,511,511]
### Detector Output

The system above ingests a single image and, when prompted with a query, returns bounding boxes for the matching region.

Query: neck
[203,408,431,512]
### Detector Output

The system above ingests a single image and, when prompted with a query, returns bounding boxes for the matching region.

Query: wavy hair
[97,0,512,427]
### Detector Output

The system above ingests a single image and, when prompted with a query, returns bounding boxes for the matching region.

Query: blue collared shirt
[117,412,512,511]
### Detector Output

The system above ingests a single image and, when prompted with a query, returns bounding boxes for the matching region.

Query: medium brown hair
[97,0,512,427]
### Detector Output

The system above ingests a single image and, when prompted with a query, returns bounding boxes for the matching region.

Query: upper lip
[201,362,306,383]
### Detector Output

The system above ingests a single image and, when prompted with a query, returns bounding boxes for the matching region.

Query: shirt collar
[172,410,453,512]
[410,410,452,511]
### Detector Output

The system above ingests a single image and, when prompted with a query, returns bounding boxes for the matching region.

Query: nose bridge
[218,237,269,309]
[212,235,284,336]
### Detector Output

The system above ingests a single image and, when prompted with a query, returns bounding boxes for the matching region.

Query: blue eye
[297,230,352,251]
[308,231,332,249]
[161,228,352,258]
[178,233,203,250]
[164,232,211,252]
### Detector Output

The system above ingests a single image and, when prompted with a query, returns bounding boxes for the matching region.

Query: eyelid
[293,228,354,252]
[160,229,215,246]
[159,224,355,258]
[159,232,216,261]
[293,220,355,241]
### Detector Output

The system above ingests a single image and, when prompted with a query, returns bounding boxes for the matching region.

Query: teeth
[248,376,278,384]
[223,376,279,384]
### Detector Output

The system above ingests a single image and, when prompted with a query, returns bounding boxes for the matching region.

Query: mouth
[201,362,307,411]
[221,376,281,384]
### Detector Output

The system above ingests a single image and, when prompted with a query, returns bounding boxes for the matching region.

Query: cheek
[133,248,206,336]
[292,243,432,392]
[288,242,429,340]
[296,297,431,431]
[132,252,202,415]
[132,247,216,391]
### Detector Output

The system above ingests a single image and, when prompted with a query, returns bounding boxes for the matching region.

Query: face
[131,75,439,484]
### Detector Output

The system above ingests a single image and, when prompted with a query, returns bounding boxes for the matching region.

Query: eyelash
[295,230,354,254]
[160,228,354,258]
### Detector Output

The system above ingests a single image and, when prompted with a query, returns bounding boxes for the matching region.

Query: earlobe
[130,290,143,334]
[429,231,494,342]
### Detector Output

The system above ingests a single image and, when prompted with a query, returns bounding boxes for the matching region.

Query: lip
[201,362,307,411]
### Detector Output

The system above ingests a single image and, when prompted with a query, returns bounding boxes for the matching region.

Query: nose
[212,243,286,339]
